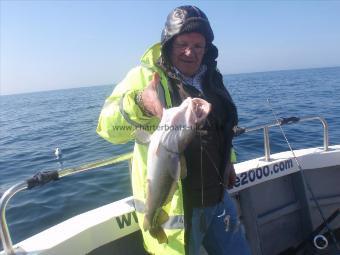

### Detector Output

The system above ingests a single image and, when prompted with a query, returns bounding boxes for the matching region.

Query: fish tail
[157,209,169,225]
[150,226,168,244]
[143,209,168,231]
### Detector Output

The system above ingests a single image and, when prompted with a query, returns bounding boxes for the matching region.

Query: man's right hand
[141,73,163,119]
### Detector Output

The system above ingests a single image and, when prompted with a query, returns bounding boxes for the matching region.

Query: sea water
[0,66,339,246]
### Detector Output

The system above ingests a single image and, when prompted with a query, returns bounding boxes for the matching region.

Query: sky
[1,1,340,95]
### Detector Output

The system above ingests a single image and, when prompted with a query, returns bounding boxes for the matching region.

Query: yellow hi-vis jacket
[96,43,186,255]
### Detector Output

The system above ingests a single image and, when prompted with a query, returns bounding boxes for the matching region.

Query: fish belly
[145,144,180,227]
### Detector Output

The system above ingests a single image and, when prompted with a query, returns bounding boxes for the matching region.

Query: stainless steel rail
[0,183,27,255]
[0,152,132,255]
[237,116,329,161]
[0,116,329,254]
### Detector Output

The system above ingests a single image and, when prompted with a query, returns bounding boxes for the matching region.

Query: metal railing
[234,116,329,161]
[0,116,329,254]
[0,153,132,255]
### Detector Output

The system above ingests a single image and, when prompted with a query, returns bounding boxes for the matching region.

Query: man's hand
[141,73,163,119]
[224,163,237,189]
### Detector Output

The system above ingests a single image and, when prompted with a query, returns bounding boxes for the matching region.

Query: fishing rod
[266,99,340,252]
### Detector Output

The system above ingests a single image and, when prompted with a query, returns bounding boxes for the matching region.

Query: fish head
[177,98,211,151]
[191,98,211,125]
[160,98,211,153]
[172,97,211,127]
[175,98,210,151]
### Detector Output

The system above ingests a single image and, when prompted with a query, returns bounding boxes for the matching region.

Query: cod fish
[143,97,211,244]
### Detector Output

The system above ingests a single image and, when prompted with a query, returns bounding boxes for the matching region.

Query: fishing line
[199,132,207,232]
[202,148,228,189]
[201,147,228,219]
[266,98,339,250]
[200,133,204,206]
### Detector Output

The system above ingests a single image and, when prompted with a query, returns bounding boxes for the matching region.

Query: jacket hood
[161,6,214,47]
[140,43,161,69]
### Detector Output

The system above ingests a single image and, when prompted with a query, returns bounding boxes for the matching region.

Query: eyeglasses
[173,43,206,54]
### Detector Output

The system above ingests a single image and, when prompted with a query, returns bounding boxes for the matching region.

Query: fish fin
[150,226,168,244]
[143,216,151,231]
[168,155,181,180]
[164,182,177,205]
[157,209,169,225]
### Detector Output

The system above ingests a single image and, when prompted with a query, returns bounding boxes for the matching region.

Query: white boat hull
[2,145,340,255]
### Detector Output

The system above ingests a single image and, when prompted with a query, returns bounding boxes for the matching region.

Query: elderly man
[97,5,250,255]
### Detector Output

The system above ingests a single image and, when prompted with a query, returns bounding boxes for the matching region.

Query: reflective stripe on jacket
[97,43,186,255]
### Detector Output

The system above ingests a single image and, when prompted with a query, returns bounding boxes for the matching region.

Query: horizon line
[1,65,339,96]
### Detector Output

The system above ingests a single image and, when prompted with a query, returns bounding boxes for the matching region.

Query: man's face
[170,32,206,77]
